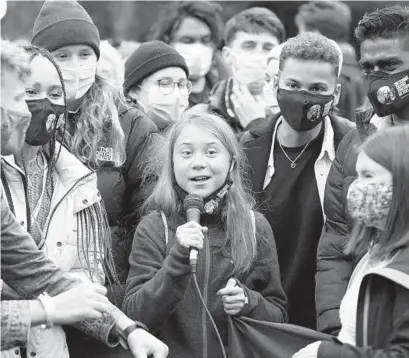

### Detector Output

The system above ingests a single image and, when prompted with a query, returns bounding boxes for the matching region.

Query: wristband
[38,292,55,329]
[118,321,148,342]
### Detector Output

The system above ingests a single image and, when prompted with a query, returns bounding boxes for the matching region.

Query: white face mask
[139,84,189,123]
[59,63,97,100]
[172,43,213,79]
[232,52,267,84]
[263,83,278,108]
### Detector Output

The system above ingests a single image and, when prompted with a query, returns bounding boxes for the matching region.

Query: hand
[292,341,322,358]
[175,221,208,252]
[50,283,110,325]
[230,85,266,129]
[217,278,246,316]
[127,328,169,358]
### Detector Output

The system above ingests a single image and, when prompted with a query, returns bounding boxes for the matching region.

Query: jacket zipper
[362,276,371,347]
[42,172,94,247]
[202,231,210,358]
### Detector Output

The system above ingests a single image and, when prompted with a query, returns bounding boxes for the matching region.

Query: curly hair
[355,5,409,43]
[224,7,286,47]
[1,39,31,82]
[147,1,224,48]
[59,76,127,170]
[280,32,343,77]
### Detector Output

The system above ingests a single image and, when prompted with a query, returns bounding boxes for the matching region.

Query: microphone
[183,194,204,272]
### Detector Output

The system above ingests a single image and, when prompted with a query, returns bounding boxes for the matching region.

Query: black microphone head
[183,194,204,212]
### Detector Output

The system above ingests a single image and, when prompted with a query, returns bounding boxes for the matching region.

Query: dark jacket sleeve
[1,192,78,298]
[317,285,409,358]
[316,130,357,335]
[122,212,192,333]
[238,212,288,323]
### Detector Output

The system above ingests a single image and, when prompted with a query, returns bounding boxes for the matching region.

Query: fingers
[182,221,203,229]
[221,293,245,304]
[88,283,108,295]
[176,222,207,249]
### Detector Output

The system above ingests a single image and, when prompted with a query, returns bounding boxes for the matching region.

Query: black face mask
[175,174,233,215]
[365,70,409,117]
[25,98,65,146]
[277,88,334,131]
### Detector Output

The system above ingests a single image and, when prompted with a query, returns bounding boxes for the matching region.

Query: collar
[2,143,96,192]
[263,115,335,189]
[370,113,393,130]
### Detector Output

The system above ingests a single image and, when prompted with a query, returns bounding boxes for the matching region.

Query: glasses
[154,78,192,97]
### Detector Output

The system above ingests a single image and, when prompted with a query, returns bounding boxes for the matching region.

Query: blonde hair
[1,39,31,81]
[98,40,125,89]
[143,110,258,274]
[61,76,126,169]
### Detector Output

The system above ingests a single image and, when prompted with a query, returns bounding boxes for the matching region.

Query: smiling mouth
[190,176,211,182]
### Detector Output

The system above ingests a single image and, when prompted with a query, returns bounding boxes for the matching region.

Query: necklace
[278,138,310,169]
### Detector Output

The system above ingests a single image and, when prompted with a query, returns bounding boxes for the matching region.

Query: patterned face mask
[347,180,393,227]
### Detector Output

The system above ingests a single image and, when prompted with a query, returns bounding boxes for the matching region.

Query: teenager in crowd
[316,5,409,335]
[148,1,230,107]
[295,126,409,358]
[240,32,354,329]
[204,7,285,133]
[295,1,366,122]
[30,0,159,300]
[123,111,288,358]
[0,40,168,358]
[124,41,190,131]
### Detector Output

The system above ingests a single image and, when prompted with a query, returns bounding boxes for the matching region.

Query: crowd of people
[1,1,409,358]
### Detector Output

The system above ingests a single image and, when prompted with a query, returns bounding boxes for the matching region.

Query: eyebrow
[359,56,402,67]
[179,141,219,146]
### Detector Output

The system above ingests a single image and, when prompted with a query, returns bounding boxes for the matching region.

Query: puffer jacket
[1,146,114,358]
[316,109,393,335]
[123,210,288,358]
[317,244,409,358]
[65,105,158,290]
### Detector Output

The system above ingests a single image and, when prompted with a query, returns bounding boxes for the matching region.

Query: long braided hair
[22,46,119,289]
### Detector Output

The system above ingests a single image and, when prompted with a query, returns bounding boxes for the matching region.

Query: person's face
[355,151,393,230]
[139,67,189,114]
[173,124,231,198]
[356,151,392,185]
[52,44,97,67]
[223,31,279,93]
[359,36,409,77]
[1,71,31,155]
[25,55,64,106]
[172,16,213,47]
[277,58,341,101]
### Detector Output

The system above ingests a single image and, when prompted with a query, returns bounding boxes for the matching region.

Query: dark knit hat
[31,0,100,59]
[124,41,189,94]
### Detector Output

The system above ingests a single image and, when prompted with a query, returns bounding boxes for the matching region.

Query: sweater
[123,210,288,358]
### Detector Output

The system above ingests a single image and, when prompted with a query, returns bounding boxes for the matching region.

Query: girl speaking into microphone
[123,110,288,358]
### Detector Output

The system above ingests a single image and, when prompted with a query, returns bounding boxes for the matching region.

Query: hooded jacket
[123,210,288,358]
[316,109,394,335]
[317,244,409,358]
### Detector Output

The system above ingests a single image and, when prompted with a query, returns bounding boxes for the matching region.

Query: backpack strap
[160,211,169,246]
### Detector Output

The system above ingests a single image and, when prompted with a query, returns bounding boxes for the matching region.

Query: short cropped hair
[297,1,352,42]
[224,7,285,47]
[355,5,409,43]
[148,1,224,48]
[1,39,31,82]
[280,32,343,77]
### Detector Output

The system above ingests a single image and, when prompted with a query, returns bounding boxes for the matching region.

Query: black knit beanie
[31,0,100,59]
[124,41,189,94]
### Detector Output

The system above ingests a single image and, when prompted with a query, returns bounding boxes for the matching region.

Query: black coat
[318,245,409,358]
[315,109,383,335]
